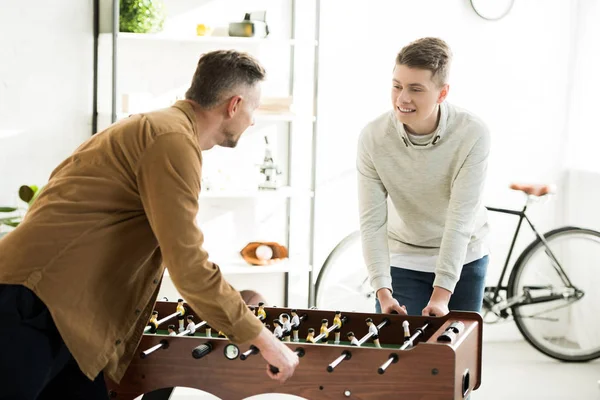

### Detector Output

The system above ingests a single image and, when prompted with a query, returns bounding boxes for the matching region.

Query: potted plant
[120,0,166,34]
[0,185,42,239]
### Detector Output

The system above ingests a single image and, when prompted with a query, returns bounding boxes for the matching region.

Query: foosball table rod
[378,322,430,374]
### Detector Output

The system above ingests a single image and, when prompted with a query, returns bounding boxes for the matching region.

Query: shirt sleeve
[434,130,491,292]
[356,131,392,293]
[136,132,263,343]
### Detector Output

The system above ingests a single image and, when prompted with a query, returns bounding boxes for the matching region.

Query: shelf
[101,111,314,124]
[254,111,316,122]
[100,32,317,47]
[200,186,313,199]
[164,257,311,276]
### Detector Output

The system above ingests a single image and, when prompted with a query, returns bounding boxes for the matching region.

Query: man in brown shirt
[0,50,299,399]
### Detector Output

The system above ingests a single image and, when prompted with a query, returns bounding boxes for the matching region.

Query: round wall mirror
[471,0,514,21]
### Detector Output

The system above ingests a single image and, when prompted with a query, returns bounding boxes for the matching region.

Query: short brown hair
[396,37,452,86]
[185,50,266,108]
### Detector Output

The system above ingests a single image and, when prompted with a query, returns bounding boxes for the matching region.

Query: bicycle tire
[507,226,600,362]
[315,230,373,311]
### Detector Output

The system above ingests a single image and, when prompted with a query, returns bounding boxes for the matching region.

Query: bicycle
[314,183,600,362]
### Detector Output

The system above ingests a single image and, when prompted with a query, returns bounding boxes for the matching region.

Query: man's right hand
[377,288,408,315]
[251,326,299,383]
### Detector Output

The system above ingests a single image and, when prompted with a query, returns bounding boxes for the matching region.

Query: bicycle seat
[510,183,556,196]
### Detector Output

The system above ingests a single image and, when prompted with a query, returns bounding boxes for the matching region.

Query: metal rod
[377,353,398,374]
[400,323,429,350]
[240,345,259,360]
[493,211,526,301]
[176,320,207,337]
[111,0,118,123]
[143,311,181,333]
[485,206,524,216]
[141,339,168,358]
[92,0,99,135]
[312,316,347,343]
[524,215,574,287]
[326,350,351,372]
[307,0,321,308]
[377,322,429,374]
[357,319,388,346]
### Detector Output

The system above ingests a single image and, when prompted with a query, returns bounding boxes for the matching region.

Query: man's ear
[227,95,243,117]
[437,84,450,103]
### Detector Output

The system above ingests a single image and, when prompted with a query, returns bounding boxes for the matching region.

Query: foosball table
[106,300,482,400]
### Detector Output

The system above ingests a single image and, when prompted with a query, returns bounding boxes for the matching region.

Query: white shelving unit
[101,111,315,124]
[99,31,317,47]
[95,0,320,307]
[200,186,314,199]
[164,257,312,276]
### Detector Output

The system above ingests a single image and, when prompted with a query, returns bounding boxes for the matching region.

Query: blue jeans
[376,255,489,315]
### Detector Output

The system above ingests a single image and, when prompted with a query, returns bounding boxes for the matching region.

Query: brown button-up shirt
[0,101,264,383]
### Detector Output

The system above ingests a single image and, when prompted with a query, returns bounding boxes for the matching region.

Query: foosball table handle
[269,347,305,375]
[191,342,213,359]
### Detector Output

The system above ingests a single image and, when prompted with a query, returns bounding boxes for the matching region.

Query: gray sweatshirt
[357,101,490,293]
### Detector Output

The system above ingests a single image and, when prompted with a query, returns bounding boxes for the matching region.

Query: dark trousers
[0,284,108,399]
[376,255,489,315]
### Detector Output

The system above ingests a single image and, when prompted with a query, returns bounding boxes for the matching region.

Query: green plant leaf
[19,185,35,202]
[0,216,20,226]
[120,0,166,33]
[0,207,18,213]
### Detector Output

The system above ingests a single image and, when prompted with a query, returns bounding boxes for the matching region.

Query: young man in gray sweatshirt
[357,37,490,317]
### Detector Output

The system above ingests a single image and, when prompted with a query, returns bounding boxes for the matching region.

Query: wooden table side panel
[107,336,458,400]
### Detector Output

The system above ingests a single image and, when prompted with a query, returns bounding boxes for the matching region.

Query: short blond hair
[396,37,452,86]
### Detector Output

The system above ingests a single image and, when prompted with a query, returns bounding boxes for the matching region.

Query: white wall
[0,0,94,209]
[312,0,578,340]
[564,0,600,173]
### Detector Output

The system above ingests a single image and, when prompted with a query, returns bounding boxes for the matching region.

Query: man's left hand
[422,301,449,317]
[422,286,452,316]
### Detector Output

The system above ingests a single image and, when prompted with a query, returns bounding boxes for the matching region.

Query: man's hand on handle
[422,286,451,317]
[251,326,299,383]
[377,288,408,315]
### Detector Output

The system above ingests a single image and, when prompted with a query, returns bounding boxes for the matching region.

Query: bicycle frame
[485,198,575,309]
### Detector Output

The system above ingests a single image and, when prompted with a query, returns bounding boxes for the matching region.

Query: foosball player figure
[168,325,177,336]
[306,328,315,343]
[333,311,343,344]
[218,331,228,338]
[366,318,381,348]
[320,319,329,344]
[257,302,267,322]
[280,313,292,342]
[176,298,186,332]
[186,315,196,336]
[291,309,300,342]
[402,320,411,343]
[273,319,283,340]
[347,331,360,346]
[205,324,212,337]
[147,310,159,334]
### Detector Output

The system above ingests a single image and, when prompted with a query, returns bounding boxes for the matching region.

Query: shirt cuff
[433,272,458,293]
[371,275,393,295]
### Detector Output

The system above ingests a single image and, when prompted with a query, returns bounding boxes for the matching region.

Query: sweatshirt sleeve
[356,131,392,293]
[433,129,491,292]
[136,132,263,344]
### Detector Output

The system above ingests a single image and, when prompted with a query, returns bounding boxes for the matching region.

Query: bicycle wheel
[315,231,376,313]
[508,227,600,361]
